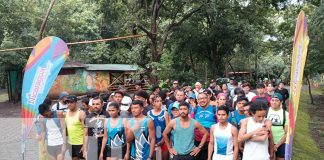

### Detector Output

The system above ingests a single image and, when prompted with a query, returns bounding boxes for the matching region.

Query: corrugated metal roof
[86,64,138,71]
[63,61,86,68]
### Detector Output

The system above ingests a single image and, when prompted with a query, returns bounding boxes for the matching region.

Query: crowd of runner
[36,78,290,160]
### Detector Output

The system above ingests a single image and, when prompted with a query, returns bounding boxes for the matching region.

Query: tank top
[173,118,195,155]
[106,117,126,148]
[65,110,83,145]
[242,117,269,160]
[212,123,234,160]
[148,109,166,143]
[45,111,63,146]
[129,117,150,160]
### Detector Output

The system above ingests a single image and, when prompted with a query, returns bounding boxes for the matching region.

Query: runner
[274,82,289,110]
[134,90,152,116]
[239,101,274,160]
[251,83,271,107]
[168,90,186,119]
[126,100,156,160]
[267,93,288,160]
[193,93,217,160]
[208,106,238,160]
[99,102,129,160]
[163,102,208,160]
[65,95,86,160]
[84,96,109,160]
[148,94,170,160]
[228,96,248,130]
[39,103,67,160]
[51,91,69,112]
[242,83,256,102]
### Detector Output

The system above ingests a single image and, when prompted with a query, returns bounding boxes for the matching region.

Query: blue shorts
[276,144,285,158]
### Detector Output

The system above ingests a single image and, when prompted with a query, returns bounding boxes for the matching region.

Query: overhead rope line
[0,34,146,52]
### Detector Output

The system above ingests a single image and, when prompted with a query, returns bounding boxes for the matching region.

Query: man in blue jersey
[193,93,217,160]
[126,100,156,160]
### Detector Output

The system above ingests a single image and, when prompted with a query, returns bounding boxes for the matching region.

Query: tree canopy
[0,0,322,87]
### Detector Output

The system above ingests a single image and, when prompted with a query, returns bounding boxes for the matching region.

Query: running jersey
[65,110,83,145]
[106,118,126,148]
[129,117,150,160]
[242,117,269,160]
[173,118,195,155]
[212,123,234,160]
[44,111,63,146]
[194,105,217,141]
[148,109,166,143]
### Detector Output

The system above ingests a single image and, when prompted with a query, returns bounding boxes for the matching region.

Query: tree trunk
[38,0,56,41]
[306,75,314,105]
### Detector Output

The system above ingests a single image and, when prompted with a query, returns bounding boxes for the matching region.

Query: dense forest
[0,0,323,87]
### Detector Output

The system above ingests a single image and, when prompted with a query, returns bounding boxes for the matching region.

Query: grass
[293,86,324,159]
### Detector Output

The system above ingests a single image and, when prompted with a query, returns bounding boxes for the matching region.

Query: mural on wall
[49,69,110,97]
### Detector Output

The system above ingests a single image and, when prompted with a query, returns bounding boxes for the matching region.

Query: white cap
[195,82,202,86]
[120,96,132,111]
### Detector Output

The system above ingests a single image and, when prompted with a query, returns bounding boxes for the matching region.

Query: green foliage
[293,87,324,159]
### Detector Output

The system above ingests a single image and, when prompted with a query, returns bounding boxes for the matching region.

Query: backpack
[266,108,286,129]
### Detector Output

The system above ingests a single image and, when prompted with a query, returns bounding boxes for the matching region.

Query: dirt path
[309,89,324,151]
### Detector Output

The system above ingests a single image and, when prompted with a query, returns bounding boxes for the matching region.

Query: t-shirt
[245,92,256,102]
[228,110,246,130]
[251,95,271,106]
[85,110,109,138]
[267,108,289,144]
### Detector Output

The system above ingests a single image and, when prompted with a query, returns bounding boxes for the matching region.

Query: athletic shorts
[276,144,285,158]
[68,144,84,159]
[161,143,168,152]
[173,154,195,160]
[47,145,62,157]
[106,146,126,158]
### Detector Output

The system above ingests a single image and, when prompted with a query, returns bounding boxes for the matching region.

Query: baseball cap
[171,102,179,110]
[188,93,196,100]
[173,80,179,84]
[59,91,69,100]
[66,95,77,102]
[120,96,132,111]
[272,93,283,101]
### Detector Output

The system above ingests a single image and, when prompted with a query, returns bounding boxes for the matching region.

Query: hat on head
[195,82,202,86]
[67,95,77,102]
[171,102,179,110]
[173,80,179,84]
[272,93,283,101]
[120,96,132,111]
[188,93,196,100]
[59,91,69,100]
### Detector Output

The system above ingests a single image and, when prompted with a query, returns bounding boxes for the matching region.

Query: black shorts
[276,144,286,158]
[47,145,62,157]
[173,154,195,160]
[106,146,126,158]
[68,144,84,159]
